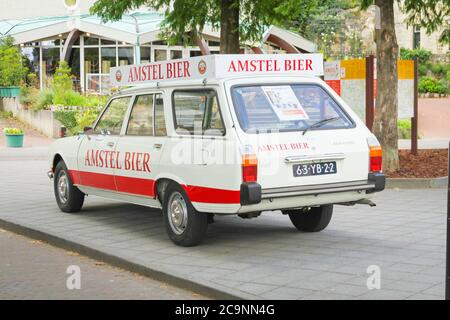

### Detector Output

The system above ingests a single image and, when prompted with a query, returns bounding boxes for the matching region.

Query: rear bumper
[240,173,385,205]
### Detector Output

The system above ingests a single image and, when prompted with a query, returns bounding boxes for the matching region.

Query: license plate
[293,161,337,177]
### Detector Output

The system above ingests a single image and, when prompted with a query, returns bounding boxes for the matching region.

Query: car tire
[163,183,208,246]
[283,205,333,232]
[54,160,85,213]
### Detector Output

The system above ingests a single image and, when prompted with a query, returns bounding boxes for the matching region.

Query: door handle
[106,141,115,147]
[153,143,162,149]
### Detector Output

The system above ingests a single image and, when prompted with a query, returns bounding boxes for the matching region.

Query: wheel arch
[154,175,188,204]
[52,153,64,171]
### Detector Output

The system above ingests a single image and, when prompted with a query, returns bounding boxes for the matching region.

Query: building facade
[0,0,316,94]
[393,3,448,55]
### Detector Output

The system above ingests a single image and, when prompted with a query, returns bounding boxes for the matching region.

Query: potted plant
[0,37,27,98]
[3,127,24,147]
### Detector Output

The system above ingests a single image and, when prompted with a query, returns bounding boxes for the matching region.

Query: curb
[0,218,249,300]
[386,176,448,189]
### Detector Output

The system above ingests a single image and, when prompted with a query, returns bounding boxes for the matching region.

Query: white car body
[48,55,385,220]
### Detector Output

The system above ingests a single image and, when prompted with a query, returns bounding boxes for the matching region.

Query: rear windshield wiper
[302,116,341,136]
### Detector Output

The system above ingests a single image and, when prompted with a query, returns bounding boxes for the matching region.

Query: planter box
[0,86,21,98]
[4,133,24,147]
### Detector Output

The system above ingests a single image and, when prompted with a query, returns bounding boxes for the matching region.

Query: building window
[118,47,134,65]
[84,47,99,74]
[84,36,100,46]
[140,46,151,63]
[101,47,116,73]
[413,26,421,49]
[190,50,202,57]
[101,38,116,45]
[208,40,220,47]
[42,47,60,88]
[170,50,182,60]
[154,49,167,61]
[69,48,80,92]
[22,47,40,88]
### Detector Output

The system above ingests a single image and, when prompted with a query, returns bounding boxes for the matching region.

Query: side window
[154,94,167,136]
[172,90,225,136]
[95,96,130,135]
[127,95,154,136]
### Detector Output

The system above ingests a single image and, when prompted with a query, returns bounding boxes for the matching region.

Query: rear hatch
[228,79,370,190]
[243,130,369,189]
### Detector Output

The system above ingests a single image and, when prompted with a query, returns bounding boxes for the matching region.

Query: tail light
[242,154,258,182]
[367,136,382,172]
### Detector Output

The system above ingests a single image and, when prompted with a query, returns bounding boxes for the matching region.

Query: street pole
[446,142,450,300]
[411,57,419,155]
[365,55,375,131]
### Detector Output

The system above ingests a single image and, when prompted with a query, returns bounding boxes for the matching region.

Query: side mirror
[84,126,93,135]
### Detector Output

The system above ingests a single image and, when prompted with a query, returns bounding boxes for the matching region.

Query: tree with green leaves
[0,36,27,87]
[361,0,449,172]
[91,0,317,53]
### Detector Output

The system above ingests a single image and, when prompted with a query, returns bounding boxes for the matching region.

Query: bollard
[59,126,67,138]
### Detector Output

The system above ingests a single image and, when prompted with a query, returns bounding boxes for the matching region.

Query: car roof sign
[110,54,324,87]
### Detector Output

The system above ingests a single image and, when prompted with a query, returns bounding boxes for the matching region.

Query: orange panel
[398,60,415,79]
[340,59,366,80]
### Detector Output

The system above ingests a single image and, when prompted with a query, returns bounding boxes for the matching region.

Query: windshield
[231,84,353,133]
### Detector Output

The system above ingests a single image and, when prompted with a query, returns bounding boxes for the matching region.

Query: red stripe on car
[68,170,240,204]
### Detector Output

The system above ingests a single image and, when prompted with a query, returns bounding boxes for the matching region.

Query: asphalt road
[0,228,206,299]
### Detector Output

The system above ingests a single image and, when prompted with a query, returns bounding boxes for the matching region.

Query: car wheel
[54,160,84,213]
[283,205,333,232]
[163,183,208,246]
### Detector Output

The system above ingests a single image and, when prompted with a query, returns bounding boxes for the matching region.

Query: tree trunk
[220,0,240,54]
[373,0,399,172]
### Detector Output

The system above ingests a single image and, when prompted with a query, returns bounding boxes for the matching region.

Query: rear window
[231,84,353,133]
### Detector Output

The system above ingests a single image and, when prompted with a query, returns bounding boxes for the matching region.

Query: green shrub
[439,79,449,93]
[29,89,54,111]
[74,107,101,133]
[397,119,411,139]
[418,76,448,94]
[0,111,13,118]
[430,63,446,77]
[418,64,428,76]
[53,90,88,106]
[54,110,78,133]
[26,73,39,88]
[400,48,432,64]
[54,106,102,135]
[38,89,54,109]
[19,86,39,106]
[52,61,73,95]
[0,37,27,86]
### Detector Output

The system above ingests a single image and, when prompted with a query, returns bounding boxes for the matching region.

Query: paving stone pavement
[0,155,446,299]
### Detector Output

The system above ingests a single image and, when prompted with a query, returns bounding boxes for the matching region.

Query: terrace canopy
[0,12,316,93]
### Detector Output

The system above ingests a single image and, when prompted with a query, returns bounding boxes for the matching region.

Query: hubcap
[168,192,188,235]
[57,171,69,204]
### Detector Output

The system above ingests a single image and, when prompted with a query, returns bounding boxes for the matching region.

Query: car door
[77,95,132,191]
[168,88,241,207]
[113,92,167,201]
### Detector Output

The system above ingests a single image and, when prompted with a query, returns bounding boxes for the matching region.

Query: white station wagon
[48,54,385,246]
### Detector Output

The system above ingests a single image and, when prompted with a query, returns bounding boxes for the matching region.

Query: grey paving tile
[0,158,447,299]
